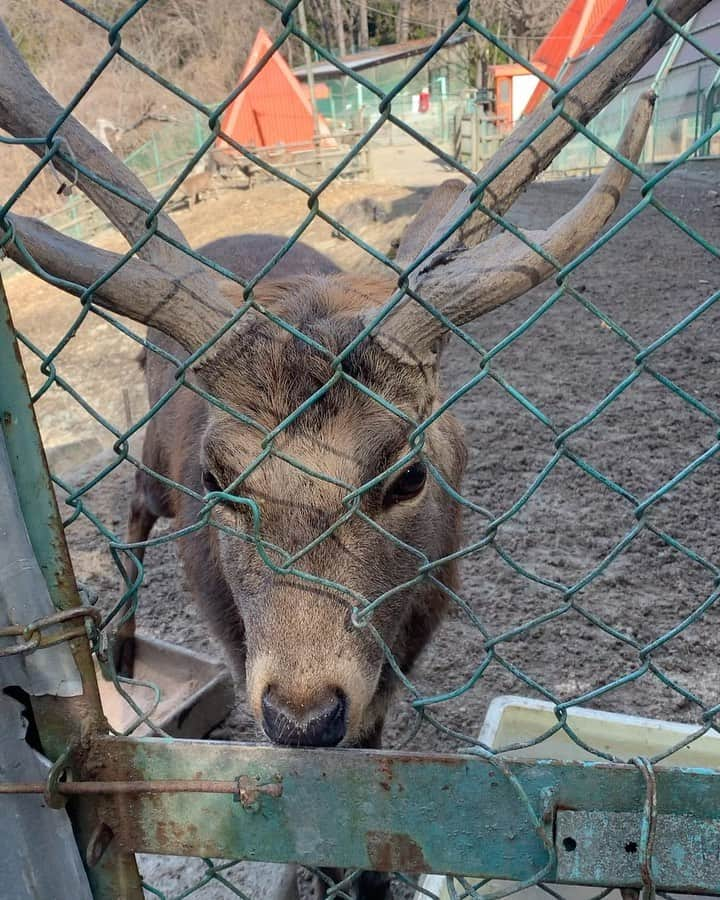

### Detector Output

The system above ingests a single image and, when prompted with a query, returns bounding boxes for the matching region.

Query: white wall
[512,73,539,121]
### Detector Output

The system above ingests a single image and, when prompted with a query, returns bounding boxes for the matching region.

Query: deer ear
[394,179,467,267]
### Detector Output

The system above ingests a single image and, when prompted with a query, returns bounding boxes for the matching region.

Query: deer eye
[202,468,221,494]
[384,461,427,506]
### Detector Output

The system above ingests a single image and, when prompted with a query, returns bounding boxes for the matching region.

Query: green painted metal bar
[556,810,720,888]
[89,736,720,891]
[0,274,144,899]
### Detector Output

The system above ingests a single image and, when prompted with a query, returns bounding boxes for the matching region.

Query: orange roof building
[218,28,333,153]
[492,0,626,125]
[524,0,626,114]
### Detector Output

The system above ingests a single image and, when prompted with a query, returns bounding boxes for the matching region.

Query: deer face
[196,278,466,746]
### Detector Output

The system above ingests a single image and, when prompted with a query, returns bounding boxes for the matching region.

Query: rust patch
[140,801,201,854]
[366,830,429,872]
[235,774,283,810]
[378,759,393,793]
[154,815,169,850]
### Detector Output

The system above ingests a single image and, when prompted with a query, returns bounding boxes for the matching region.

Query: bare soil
[5,160,720,898]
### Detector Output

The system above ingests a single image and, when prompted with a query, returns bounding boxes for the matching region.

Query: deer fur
[127,230,466,747]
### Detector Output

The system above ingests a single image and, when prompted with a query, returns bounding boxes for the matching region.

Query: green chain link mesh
[1,0,720,897]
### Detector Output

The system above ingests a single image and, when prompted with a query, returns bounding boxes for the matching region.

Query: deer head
[0,1,703,747]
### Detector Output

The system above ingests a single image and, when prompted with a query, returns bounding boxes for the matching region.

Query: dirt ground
[4,155,720,898]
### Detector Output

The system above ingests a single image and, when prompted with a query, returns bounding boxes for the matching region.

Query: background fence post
[151,134,162,194]
[471,106,479,170]
[0,274,144,899]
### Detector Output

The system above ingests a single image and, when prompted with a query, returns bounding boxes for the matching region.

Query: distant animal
[209,147,259,189]
[178,170,215,207]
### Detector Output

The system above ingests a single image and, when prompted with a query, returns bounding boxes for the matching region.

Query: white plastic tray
[415,695,720,900]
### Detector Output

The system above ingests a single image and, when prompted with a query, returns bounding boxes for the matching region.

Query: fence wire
[1,0,720,898]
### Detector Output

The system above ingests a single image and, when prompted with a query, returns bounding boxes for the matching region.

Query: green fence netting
[1,0,720,898]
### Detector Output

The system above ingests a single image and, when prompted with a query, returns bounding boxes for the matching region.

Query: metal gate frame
[3,271,720,898]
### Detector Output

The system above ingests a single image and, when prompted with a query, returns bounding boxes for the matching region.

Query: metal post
[0,274,143,899]
[0,438,93,900]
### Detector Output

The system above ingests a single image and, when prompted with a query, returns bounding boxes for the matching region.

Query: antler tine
[378,91,655,363]
[394,179,466,268]
[4,217,232,351]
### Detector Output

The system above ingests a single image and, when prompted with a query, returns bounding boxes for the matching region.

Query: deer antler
[0,20,234,351]
[376,0,710,363]
[379,90,655,361]
[425,0,706,257]
[6,216,233,350]
[0,0,711,362]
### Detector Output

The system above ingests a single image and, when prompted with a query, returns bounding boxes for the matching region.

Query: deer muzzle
[261,686,348,747]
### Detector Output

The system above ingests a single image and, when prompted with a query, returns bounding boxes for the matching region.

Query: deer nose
[261,687,347,747]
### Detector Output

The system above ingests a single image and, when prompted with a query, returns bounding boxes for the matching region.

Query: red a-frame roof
[524,0,627,115]
[218,28,333,152]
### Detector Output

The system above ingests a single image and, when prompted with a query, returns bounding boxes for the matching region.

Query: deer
[0,2,705,894]
[177,169,215,207]
[173,154,221,208]
[209,146,259,189]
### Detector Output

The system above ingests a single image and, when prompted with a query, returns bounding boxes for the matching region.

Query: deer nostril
[262,688,347,748]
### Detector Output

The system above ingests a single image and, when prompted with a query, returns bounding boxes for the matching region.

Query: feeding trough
[95,634,235,738]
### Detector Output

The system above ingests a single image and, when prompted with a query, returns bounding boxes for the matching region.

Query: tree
[331,0,348,54]
[358,0,370,48]
[396,0,411,42]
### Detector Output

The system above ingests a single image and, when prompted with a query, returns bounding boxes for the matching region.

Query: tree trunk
[331,0,347,56]
[297,2,319,136]
[396,0,410,42]
[308,0,334,55]
[358,0,369,48]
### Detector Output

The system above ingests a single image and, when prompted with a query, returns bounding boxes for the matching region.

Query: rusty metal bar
[0,274,143,899]
[0,606,102,656]
[80,735,720,891]
[0,779,240,795]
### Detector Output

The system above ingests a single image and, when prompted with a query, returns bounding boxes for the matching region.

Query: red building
[218,28,334,153]
[492,0,626,126]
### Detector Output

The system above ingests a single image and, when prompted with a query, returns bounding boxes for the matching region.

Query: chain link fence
[1,1,720,898]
